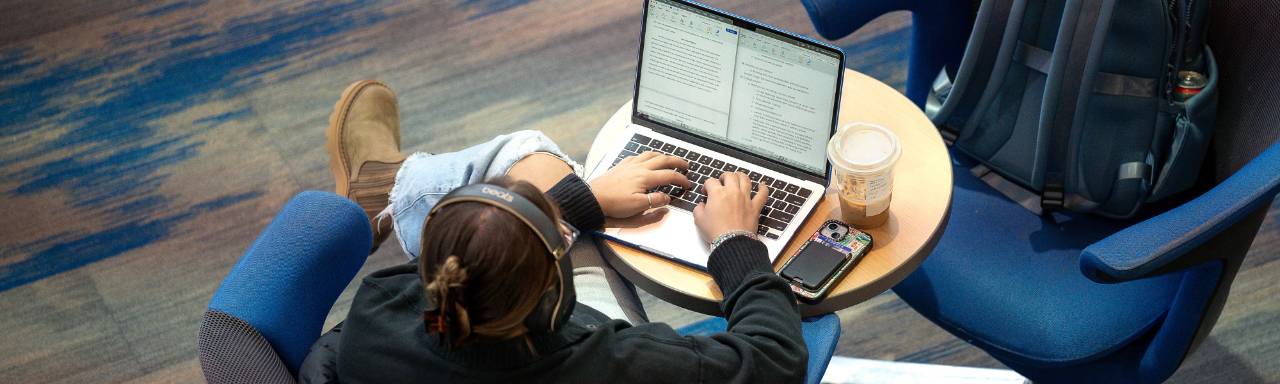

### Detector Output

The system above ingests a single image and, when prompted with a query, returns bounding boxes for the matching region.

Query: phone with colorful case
[777,220,872,304]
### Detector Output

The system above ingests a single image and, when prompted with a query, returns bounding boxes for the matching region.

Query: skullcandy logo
[481,186,514,202]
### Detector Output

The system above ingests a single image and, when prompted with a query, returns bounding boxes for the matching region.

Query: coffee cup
[827,122,901,228]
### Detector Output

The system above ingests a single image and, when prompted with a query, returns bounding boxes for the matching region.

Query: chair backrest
[1182,0,1280,359]
[1205,1,1280,180]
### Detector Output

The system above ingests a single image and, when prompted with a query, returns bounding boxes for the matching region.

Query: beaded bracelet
[709,230,759,253]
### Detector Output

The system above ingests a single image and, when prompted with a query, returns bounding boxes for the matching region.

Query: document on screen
[636,1,738,138]
[725,30,838,174]
[635,0,841,174]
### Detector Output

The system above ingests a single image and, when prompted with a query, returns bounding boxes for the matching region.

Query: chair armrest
[800,0,902,41]
[1081,142,1280,282]
[198,311,298,384]
[800,313,841,384]
[677,313,841,384]
[207,191,372,373]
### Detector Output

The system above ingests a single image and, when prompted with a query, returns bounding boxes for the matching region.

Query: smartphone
[778,220,872,304]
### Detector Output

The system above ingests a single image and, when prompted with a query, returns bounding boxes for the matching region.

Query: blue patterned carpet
[0,1,1273,382]
[0,0,907,293]
[1,1,391,292]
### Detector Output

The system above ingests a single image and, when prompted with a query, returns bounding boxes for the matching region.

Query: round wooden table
[584,69,952,316]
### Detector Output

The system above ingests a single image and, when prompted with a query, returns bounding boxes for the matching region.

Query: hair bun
[425,255,473,347]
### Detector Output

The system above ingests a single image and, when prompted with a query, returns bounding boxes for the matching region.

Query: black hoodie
[299,175,806,383]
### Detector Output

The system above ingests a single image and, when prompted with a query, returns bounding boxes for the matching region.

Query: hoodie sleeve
[593,236,806,384]
[545,174,606,233]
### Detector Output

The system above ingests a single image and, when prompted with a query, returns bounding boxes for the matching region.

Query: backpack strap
[959,0,1030,138]
[971,164,1046,215]
[1013,41,1051,74]
[1040,0,1117,213]
[947,0,1058,215]
[932,0,1021,133]
[1093,72,1158,98]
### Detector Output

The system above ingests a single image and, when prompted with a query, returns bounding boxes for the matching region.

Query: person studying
[294,1,837,382]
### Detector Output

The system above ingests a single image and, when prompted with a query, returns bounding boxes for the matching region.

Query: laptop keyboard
[610,134,814,240]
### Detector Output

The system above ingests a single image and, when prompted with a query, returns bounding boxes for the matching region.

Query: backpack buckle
[1041,182,1065,213]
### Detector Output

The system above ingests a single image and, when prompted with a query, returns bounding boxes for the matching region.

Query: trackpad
[609,209,711,268]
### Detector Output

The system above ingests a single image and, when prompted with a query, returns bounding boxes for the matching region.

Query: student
[299,81,806,383]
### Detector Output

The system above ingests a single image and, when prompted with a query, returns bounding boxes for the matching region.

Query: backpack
[931,0,1218,218]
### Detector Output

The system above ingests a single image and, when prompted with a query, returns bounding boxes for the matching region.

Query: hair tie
[423,307,448,334]
[424,256,471,347]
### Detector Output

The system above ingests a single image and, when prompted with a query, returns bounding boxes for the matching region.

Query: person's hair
[419,176,562,348]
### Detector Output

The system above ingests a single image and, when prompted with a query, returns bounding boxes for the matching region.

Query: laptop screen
[635,0,842,176]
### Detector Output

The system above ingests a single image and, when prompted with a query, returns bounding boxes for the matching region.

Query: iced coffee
[827,123,901,229]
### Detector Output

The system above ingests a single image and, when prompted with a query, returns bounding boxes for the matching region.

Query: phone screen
[780,241,847,290]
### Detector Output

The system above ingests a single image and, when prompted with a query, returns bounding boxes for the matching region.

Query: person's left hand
[589,151,691,218]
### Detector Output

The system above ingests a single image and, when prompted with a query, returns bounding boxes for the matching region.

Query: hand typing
[693,171,768,242]
[589,152,691,219]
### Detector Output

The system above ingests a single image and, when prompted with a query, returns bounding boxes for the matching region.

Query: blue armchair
[199,191,372,383]
[801,0,976,108]
[804,0,1280,382]
[198,191,839,383]
[894,143,1277,383]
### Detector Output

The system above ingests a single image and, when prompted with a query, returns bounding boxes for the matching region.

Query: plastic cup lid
[827,122,901,173]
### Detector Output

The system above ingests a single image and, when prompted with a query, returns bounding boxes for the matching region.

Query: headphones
[420,183,576,335]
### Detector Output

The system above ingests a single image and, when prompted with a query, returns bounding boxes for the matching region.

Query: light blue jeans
[384,130,648,324]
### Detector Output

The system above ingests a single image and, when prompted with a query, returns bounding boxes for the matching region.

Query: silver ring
[646,192,654,209]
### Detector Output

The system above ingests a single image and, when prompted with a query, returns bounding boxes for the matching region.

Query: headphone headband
[425,183,569,259]
[421,182,576,336]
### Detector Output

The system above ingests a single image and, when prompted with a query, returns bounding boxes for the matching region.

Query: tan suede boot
[326,80,406,252]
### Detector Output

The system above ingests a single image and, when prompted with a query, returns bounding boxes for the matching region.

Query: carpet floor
[0,1,1275,382]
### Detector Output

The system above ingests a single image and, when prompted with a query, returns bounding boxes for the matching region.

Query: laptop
[586,0,845,269]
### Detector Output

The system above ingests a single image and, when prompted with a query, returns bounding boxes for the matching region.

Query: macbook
[587,0,845,268]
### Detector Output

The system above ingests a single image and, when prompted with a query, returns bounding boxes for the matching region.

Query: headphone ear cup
[523,286,554,333]
[523,254,576,334]
[552,255,575,331]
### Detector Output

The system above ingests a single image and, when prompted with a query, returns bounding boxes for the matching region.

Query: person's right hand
[693,171,769,242]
